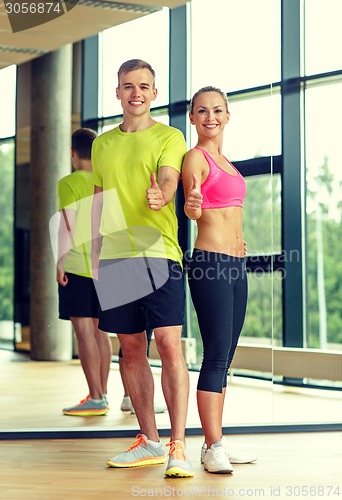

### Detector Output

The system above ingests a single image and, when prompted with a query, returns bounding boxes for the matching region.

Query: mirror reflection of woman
[182,86,256,474]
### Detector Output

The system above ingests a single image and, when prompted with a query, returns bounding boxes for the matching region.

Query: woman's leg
[189,254,236,447]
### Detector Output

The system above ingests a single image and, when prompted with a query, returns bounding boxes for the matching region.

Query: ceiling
[0,0,189,69]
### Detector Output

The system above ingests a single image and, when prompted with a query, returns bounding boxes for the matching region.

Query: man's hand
[91,254,99,281]
[56,265,68,286]
[185,173,203,211]
[146,172,166,211]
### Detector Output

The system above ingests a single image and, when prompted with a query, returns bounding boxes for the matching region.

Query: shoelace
[127,434,148,452]
[166,440,186,461]
[78,395,91,405]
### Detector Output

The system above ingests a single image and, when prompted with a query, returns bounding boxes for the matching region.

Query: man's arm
[146,166,180,211]
[56,209,76,286]
[91,185,103,280]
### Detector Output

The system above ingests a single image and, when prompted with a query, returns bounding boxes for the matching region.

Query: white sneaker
[203,441,233,474]
[120,396,133,412]
[200,435,257,464]
[131,402,167,415]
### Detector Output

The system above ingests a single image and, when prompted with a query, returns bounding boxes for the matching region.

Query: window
[0,66,16,138]
[305,82,342,350]
[244,174,281,256]
[189,92,281,160]
[100,8,169,118]
[0,140,15,346]
[305,0,342,75]
[190,0,281,94]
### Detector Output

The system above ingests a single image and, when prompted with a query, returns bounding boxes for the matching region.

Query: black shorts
[97,258,185,334]
[58,273,99,320]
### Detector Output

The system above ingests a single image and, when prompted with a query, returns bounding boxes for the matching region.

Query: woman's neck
[196,137,223,156]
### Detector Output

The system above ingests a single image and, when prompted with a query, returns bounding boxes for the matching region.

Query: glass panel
[186,168,282,360]
[190,0,280,93]
[0,66,16,138]
[100,8,169,118]
[189,93,281,160]
[242,271,282,347]
[305,82,342,351]
[244,174,281,255]
[0,140,15,347]
[305,0,342,75]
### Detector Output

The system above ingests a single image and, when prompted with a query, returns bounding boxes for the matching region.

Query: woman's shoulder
[182,147,208,175]
[184,147,204,160]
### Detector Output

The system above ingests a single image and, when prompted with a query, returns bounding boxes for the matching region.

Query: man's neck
[74,159,92,172]
[120,115,156,133]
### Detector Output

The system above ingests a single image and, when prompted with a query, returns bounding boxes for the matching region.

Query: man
[57,128,112,416]
[91,59,193,477]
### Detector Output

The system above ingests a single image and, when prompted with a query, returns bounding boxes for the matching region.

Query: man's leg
[71,317,104,400]
[118,356,129,397]
[117,331,159,441]
[154,326,189,442]
[94,321,112,395]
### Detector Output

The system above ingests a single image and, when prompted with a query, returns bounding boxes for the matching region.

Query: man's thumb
[150,172,158,188]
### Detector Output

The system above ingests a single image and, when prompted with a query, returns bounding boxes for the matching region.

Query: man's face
[116,68,157,116]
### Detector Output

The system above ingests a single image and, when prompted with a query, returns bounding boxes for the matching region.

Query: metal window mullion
[281,0,305,348]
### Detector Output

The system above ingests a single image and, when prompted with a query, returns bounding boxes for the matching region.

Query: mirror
[1,0,341,437]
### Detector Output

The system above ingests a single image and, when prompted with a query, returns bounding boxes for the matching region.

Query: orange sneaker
[107,434,167,468]
[63,395,108,416]
[165,440,194,478]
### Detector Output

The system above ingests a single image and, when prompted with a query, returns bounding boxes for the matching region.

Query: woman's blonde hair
[190,86,229,113]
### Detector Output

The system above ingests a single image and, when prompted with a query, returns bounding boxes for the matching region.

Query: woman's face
[190,91,229,137]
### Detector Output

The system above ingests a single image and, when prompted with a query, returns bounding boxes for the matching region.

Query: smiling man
[91,59,193,478]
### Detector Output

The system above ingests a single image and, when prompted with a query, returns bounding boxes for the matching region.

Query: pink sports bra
[195,147,246,209]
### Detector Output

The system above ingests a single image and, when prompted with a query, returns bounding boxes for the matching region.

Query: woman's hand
[185,173,203,211]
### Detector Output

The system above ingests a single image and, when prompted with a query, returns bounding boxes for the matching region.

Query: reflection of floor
[0,349,341,436]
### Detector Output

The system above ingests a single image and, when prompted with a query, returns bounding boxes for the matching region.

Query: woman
[182,86,256,473]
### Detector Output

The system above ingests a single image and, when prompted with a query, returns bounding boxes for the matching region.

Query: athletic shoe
[103,395,109,410]
[200,435,257,464]
[165,440,194,478]
[63,395,108,416]
[120,396,133,412]
[131,402,167,415]
[203,441,234,474]
[107,434,167,468]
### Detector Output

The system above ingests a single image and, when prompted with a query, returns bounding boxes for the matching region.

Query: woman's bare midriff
[194,206,244,258]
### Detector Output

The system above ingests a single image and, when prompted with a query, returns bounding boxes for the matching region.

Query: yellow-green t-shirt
[57,170,94,278]
[91,122,186,264]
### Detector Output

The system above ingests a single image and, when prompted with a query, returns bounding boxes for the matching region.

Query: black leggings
[188,249,248,393]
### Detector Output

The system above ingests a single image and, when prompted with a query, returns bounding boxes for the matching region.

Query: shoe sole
[165,466,194,478]
[229,458,257,464]
[204,466,233,474]
[107,456,167,468]
[201,456,257,464]
[63,409,109,416]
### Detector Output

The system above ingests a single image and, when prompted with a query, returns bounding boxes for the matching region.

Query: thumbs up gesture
[146,172,166,211]
[186,173,203,211]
